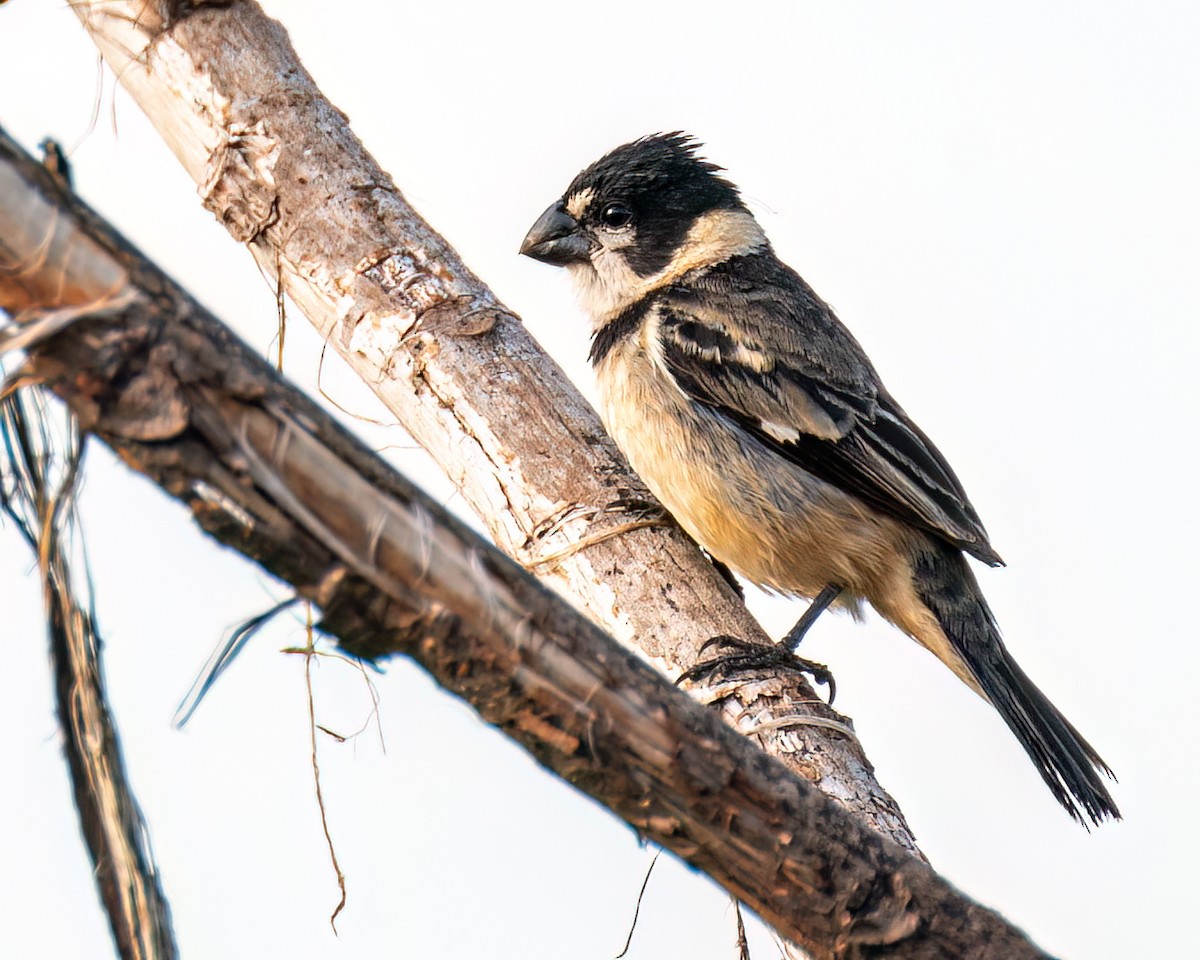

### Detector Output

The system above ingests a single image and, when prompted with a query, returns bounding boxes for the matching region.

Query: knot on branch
[203,119,281,243]
[355,249,454,323]
[836,869,920,957]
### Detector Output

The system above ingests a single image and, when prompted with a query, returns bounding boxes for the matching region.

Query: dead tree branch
[0,388,178,960]
[0,126,1051,960]
[65,0,920,850]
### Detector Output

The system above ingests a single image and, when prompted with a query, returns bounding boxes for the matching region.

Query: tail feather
[913,545,1120,826]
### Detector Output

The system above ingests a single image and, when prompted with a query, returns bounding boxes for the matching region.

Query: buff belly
[595,335,903,599]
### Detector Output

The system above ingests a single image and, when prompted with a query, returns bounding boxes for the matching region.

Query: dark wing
[657,255,1003,566]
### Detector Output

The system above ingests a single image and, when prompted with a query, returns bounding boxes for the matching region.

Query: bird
[519,132,1119,826]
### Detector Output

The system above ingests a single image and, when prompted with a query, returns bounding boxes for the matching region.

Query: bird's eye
[600,202,635,229]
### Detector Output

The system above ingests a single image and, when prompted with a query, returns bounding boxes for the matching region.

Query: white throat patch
[569,208,767,327]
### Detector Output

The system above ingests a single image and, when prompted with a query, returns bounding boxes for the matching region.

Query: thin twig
[615,849,662,959]
[274,248,285,373]
[303,601,347,930]
[735,900,751,960]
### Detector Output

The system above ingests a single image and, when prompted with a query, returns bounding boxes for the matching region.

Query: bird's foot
[678,635,837,703]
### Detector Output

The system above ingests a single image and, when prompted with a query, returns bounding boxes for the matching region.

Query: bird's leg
[781,583,842,652]
[678,584,843,702]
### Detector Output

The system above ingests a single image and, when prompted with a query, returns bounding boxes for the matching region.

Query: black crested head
[566,132,743,218]
[564,133,748,277]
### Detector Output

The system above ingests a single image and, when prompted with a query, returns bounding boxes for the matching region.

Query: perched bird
[520,132,1119,825]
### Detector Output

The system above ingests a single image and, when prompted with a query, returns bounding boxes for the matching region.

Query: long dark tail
[912,543,1120,826]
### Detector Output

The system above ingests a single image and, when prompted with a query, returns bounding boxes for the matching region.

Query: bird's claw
[678,635,836,703]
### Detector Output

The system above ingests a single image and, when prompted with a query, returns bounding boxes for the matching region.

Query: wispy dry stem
[0,385,177,960]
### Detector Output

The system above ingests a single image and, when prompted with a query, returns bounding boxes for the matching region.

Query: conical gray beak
[520,201,590,266]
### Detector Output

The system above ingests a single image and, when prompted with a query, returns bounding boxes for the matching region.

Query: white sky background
[1,1,1197,957]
